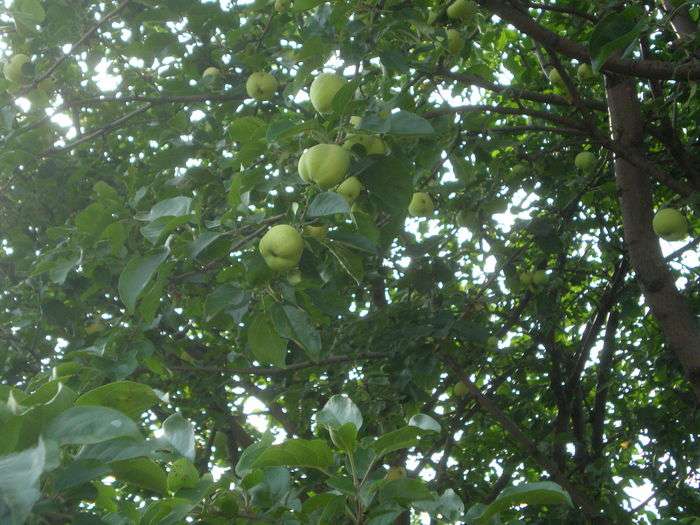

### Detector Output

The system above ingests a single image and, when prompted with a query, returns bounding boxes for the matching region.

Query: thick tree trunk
[605,75,700,402]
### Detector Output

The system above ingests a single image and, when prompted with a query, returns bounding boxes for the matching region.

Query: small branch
[29,0,131,92]
[524,2,597,23]
[64,92,245,107]
[172,351,390,376]
[42,103,152,156]
[476,0,700,80]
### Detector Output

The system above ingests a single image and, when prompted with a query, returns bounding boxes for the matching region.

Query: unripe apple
[245,71,278,101]
[336,176,363,203]
[385,466,406,481]
[446,29,464,55]
[3,54,30,84]
[85,321,105,334]
[519,272,533,286]
[274,0,286,12]
[454,381,468,397]
[349,115,363,128]
[511,164,528,178]
[408,192,434,217]
[531,270,547,286]
[309,72,345,113]
[574,151,596,172]
[167,458,199,493]
[343,133,386,155]
[652,208,688,241]
[577,63,595,81]
[202,66,220,82]
[259,224,304,272]
[447,0,477,21]
[286,270,302,285]
[297,143,350,189]
[304,224,327,240]
[456,209,477,228]
[548,68,565,88]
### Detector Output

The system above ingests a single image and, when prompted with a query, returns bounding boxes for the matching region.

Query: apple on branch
[409,192,434,217]
[259,225,304,272]
[309,72,346,113]
[246,72,278,101]
[653,208,688,241]
[298,144,350,189]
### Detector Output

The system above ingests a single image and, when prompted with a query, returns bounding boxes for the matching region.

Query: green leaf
[473,481,573,523]
[189,231,222,259]
[282,305,321,360]
[11,0,46,28]
[293,0,326,12]
[45,406,141,445]
[317,394,363,431]
[162,413,196,461]
[252,439,334,471]
[236,433,274,477]
[308,192,351,217]
[408,414,441,433]
[378,478,434,506]
[204,284,250,322]
[358,110,434,136]
[229,116,266,143]
[75,381,159,420]
[0,439,45,525]
[371,427,420,457]
[118,249,168,313]
[328,422,358,452]
[141,498,194,525]
[111,457,168,495]
[363,157,412,218]
[136,196,192,221]
[588,7,648,73]
[248,312,288,367]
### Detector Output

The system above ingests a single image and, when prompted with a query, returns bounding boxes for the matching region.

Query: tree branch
[477,0,700,81]
[605,72,700,401]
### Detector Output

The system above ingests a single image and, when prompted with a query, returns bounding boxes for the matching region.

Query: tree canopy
[0,0,698,524]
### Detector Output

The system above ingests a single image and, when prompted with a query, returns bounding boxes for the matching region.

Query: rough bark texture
[604,75,700,402]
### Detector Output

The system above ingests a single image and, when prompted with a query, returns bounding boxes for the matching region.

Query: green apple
[85,321,105,334]
[336,176,363,203]
[349,115,363,128]
[309,72,345,113]
[454,381,468,397]
[297,143,350,189]
[259,224,304,271]
[408,192,434,217]
[548,68,565,88]
[447,0,477,21]
[574,151,596,172]
[304,224,327,240]
[202,66,220,82]
[446,29,464,55]
[343,133,386,155]
[274,0,286,12]
[3,54,30,84]
[519,272,533,286]
[286,270,302,285]
[531,269,548,286]
[245,71,278,100]
[652,208,688,241]
[511,164,528,178]
[167,458,199,493]
[456,209,477,228]
[385,466,406,480]
[577,63,594,81]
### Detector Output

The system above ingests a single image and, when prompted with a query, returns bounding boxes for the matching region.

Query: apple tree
[0,0,698,524]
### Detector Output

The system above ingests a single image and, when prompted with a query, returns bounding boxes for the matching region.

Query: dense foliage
[0,0,698,524]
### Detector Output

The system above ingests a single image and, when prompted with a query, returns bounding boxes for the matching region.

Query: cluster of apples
[442,0,478,56]
[253,68,441,272]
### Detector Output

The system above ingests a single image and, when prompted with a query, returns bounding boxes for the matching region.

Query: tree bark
[604,74,700,402]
